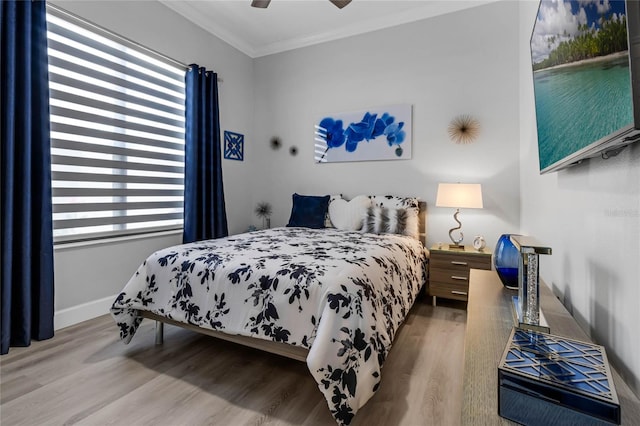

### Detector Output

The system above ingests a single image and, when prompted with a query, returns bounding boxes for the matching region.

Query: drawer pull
[451,290,468,296]
[451,261,468,266]
[451,275,468,281]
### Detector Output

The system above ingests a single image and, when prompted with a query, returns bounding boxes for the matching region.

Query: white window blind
[46,6,186,242]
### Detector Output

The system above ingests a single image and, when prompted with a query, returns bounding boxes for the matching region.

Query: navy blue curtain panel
[183,64,228,243]
[1,0,55,354]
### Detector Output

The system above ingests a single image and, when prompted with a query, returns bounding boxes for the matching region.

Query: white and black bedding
[111,227,427,424]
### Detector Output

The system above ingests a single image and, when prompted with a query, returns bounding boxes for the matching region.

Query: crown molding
[160,0,259,57]
[161,1,498,59]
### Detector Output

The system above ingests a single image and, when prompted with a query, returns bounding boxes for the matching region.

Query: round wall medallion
[270,137,282,150]
[448,114,480,144]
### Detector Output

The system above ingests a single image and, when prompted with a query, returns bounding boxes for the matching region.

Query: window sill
[53,229,182,251]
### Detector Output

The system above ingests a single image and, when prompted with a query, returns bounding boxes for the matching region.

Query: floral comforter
[111,227,427,424]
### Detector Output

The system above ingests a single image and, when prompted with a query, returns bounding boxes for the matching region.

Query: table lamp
[435,183,483,249]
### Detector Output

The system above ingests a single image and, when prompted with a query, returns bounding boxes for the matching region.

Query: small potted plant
[255,202,272,229]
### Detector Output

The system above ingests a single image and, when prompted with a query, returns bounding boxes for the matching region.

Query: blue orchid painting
[315,104,411,163]
[318,117,346,149]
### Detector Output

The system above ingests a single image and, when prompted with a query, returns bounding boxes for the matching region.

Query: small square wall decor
[314,104,412,163]
[224,131,244,161]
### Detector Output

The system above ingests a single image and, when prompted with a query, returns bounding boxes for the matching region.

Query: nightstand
[429,244,491,306]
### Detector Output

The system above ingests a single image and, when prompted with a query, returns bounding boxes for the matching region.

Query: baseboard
[54,294,116,330]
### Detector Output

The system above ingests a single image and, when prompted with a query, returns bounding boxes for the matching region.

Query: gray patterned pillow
[368,195,419,238]
[362,206,409,236]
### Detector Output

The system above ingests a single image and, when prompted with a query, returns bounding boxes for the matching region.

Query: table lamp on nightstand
[435,183,483,249]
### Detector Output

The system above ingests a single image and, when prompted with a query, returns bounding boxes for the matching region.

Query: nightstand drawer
[430,253,491,271]
[430,269,470,285]
[429,281,469,301]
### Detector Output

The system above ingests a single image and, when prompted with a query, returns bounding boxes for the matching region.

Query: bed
[111,196,427,425]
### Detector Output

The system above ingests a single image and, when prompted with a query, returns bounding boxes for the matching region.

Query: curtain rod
[46,3,223,83]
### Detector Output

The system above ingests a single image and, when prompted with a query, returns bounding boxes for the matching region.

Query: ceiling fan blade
[329,0,352,9]
[251,0,271,8]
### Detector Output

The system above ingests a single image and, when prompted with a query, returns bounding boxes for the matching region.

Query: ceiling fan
[251,1,352,9]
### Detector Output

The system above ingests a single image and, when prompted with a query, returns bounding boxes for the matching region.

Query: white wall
[50,0,255,326]
[53,232,181,329]
[518,1,640,396]
[252,1,521,250]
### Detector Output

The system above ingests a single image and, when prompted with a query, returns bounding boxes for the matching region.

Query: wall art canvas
[224,131,244,161]
[530,0,632,173]
[314,104,412,163]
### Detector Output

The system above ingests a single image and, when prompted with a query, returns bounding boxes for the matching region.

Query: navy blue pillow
[286,193,330,229]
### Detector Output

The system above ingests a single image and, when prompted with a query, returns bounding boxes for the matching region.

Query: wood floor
[0,296,467,426]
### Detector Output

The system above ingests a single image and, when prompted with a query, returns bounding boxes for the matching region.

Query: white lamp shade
[435,183,483,209]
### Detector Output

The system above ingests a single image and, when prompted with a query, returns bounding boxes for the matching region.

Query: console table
[461,269,640,425]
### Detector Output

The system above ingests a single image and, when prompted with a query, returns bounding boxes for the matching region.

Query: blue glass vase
[494,234,520,290]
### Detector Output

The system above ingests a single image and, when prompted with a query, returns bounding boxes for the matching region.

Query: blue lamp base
[494,234,520,289]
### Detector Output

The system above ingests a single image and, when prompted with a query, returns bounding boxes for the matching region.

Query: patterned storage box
[498,328,620,425]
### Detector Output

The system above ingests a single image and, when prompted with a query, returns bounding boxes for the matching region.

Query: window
[46,6,185,242]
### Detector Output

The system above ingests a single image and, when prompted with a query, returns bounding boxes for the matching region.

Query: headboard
[418,201,427,247]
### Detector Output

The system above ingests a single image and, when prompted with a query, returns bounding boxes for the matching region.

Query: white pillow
[369,195,420,238]
[329,195,372,231]
[324,194,342,228]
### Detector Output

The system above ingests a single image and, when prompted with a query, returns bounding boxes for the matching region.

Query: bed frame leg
[155,321,164,345]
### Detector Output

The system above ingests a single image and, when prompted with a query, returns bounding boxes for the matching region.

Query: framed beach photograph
[314,104,412,163]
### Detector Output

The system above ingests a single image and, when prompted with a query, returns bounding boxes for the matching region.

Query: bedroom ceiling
[160,0,499,58]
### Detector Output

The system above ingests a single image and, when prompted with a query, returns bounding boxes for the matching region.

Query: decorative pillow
[362,206,410,235]
[324,194,343,228]
[286,193,331,229]
[328,195,372,231]
[369,195,420,238]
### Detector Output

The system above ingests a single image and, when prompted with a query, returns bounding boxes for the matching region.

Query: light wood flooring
[0,296,466,426]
